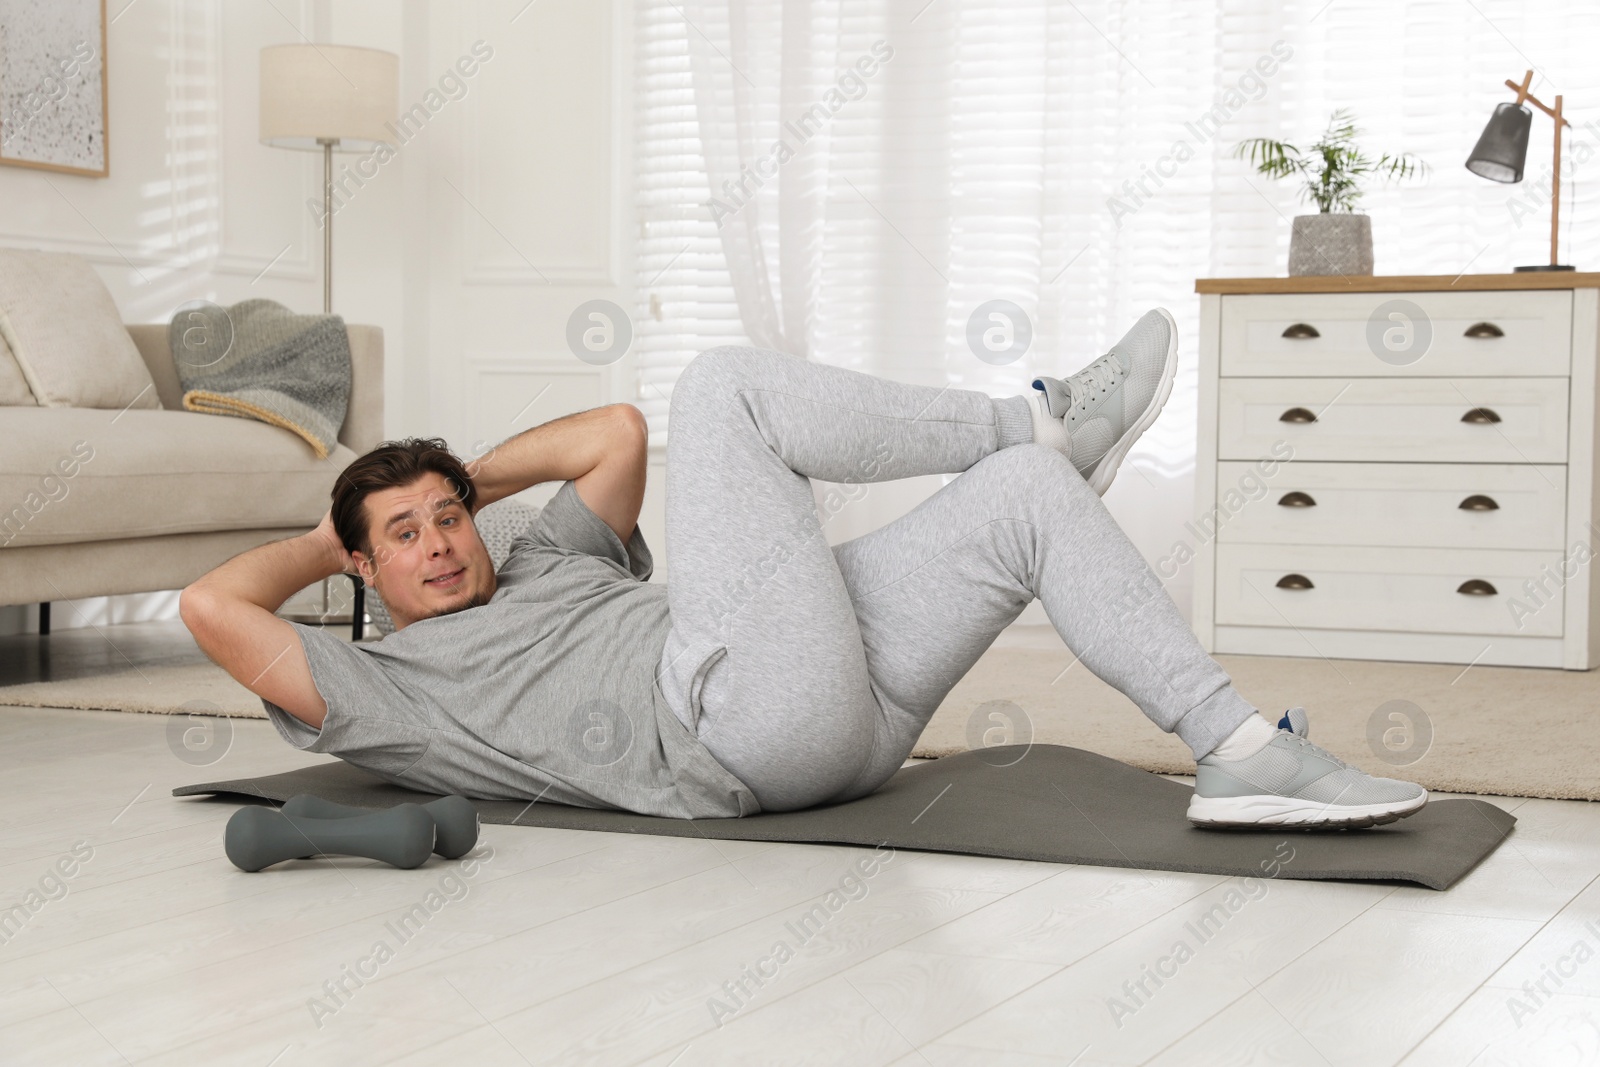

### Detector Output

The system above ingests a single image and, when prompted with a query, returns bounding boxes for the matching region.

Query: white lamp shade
[260,44,398,152]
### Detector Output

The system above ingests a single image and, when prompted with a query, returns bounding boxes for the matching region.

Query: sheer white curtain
[632,0,1600,620]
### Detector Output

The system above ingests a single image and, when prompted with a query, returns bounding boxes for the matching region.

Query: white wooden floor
[2,638,1598,1064]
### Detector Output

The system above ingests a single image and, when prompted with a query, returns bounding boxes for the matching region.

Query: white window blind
[631,0,1600,462]
[632,0,1600,622]
[630,0,749,448]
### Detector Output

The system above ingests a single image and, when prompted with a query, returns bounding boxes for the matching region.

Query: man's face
[352,472,497,630]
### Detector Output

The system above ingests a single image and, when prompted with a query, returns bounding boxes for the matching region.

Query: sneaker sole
[1185,790,1429,830]
[1083,307,1180,497]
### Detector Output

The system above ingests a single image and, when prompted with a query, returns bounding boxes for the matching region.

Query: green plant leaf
[1235,109,1425,213]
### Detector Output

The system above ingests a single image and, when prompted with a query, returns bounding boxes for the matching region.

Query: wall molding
[461,262,615,287]
[0,229,316,280]
[465,354,607,448]
[0,229,317,280]
[0,230,180,268]
[458,0,619,289]
[214,247,317,281]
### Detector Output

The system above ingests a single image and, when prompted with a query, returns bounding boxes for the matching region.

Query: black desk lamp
[1466,70,1574,271]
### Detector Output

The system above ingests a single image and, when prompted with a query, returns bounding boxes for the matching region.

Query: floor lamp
[260,43,398,634]
[1466,69,1576,272]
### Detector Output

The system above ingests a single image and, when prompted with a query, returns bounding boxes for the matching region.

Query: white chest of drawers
[1193,275,1600,670]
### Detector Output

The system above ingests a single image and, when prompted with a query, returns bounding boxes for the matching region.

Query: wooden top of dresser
[1196,273,1600,294]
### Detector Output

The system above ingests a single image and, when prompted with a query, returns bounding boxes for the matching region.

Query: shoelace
[1281,730,1352,770]
[1064,353,1121,409]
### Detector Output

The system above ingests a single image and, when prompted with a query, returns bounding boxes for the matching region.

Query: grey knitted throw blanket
[170,299,351,458]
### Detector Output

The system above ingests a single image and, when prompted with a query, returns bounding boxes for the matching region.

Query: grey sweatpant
[654,346,1257,812]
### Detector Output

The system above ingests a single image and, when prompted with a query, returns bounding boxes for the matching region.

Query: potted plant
[1235,109,1428,276]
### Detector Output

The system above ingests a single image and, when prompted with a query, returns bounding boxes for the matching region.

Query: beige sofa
[0,324,383,619]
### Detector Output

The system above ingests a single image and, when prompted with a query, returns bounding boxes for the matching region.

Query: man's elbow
[178,583,217,641]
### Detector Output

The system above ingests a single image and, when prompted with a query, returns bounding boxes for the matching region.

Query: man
[182,309,1427,827]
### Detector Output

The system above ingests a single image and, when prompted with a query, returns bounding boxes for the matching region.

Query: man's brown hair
[331,437,477,556]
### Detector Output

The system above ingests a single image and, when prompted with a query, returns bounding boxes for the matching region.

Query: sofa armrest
[341,325,384,455]
[125,321,385,456]
[126,323,184,409]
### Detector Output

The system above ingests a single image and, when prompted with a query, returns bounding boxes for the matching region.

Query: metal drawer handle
[1464,322,1505,339]
[1281,322,1321,339]
[1277,491,1317,508]
[1459,494,1500,511]
[1461,407,1502,424]
[1275,573,1314,590]
[1279,407,1318,424]
[1457,579,1498,596]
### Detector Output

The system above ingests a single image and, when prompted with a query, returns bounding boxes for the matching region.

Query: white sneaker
[1029,308,1179,495]
[1187,708,1429,829]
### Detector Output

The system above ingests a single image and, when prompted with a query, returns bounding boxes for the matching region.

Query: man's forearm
[180,524,340,729]
[471,404,635,511]
[186,529,346,613]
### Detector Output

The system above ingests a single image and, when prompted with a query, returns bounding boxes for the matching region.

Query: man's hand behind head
[312,510,357,576]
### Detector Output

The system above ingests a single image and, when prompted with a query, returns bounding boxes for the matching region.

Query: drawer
[1219,290,1572,377]
[1214,461,1567,550]
[1217,378,1569,463]
[1214,544,1566,638]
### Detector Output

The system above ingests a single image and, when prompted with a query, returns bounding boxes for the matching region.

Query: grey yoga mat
[173,744,1515,891]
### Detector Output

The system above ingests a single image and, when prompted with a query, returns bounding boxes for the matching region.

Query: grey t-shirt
[262,479,760,819]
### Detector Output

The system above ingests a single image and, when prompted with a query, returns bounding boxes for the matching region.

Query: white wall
[0,0,1125,643]
[404,0,641,514]
[3,0,642,634]
[2,0,325,634]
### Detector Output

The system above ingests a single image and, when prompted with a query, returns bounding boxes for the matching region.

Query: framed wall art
[0,0,108,177]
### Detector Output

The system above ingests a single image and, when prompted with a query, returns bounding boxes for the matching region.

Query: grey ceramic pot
[1288,213,1373,276]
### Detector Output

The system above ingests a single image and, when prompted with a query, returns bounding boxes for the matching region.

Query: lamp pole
[259,43,396,638]
[319,136,336,313]
[1550,94,1563,269]
[1502,70,1571,270]
[308,136,338,627]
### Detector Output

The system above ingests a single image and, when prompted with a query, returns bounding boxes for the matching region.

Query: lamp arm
[1503,73,1571,128]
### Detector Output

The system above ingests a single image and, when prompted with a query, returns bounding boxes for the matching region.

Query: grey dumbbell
[282,794,480,860]
[224,804,435,872]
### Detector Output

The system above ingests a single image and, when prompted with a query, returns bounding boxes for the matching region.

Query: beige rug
[4,648,1596,801]
[0,662,264,717]
[919,648,1600,802]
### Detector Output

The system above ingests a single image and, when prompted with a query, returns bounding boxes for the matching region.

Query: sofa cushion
[0,249,161,410]
[0,330,34,405]
[0,407,356,548]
